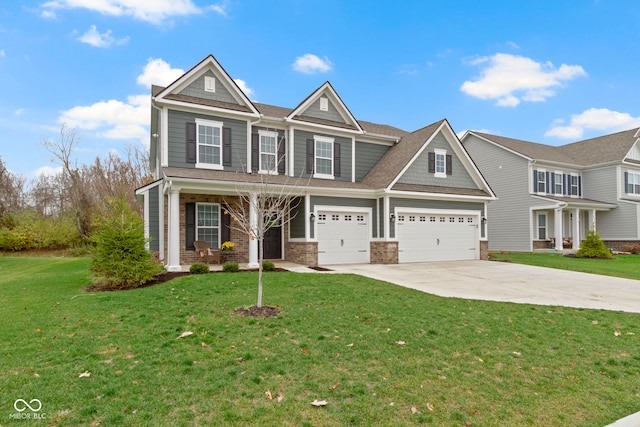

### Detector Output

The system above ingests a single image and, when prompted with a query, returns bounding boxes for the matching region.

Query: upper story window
[554,172,563,194]
[570,175,579,196]
[196,119,223,169]
[428,149,452,178]
[204,76,216,93]
[259,130,278,174]
[314,136,334,179]
[626,171,640,195]
[536,170,546,193]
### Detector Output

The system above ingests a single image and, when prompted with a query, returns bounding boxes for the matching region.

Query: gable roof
[471,132,577,164]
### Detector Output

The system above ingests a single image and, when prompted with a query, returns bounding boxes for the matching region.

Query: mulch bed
[232,305,280,318]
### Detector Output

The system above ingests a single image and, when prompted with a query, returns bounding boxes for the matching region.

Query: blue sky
[2,1,640,178]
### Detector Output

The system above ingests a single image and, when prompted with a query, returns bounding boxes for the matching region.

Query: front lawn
[489,251,640,280]
[1,257,639,426]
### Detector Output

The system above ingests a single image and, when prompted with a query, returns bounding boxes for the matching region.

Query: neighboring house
[461,128,640,252]
[136,54,496,271]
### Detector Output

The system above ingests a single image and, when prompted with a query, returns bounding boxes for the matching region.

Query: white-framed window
[570,175,579,196]
[197,203,220,247]
[204,76,216,93]
[259,130,278,174]
[627,172,640,194]
[196,119,223,170]
[314,136,334,179]
[537,170,546,193]
[319,97,329,111]
[554,172,563,194]
[435,149,447,178]
[537,213,547,240]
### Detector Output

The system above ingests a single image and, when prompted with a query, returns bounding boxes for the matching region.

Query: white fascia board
[385,188,496,202]
[285,118,363,137]
[156,99,260,119]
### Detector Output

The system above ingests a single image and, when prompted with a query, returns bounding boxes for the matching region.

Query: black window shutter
[222,127,232,167]
[185,202,196,251]
[563,174,568,195]
[578,176,582,197]
[277,135,286,174]
[551,173,556,193]
[306,138,315,174]
[221,208,231,243]
[251,133,259,172]
[625,171,629,193]
[532,169,538,192]
[446,154,452,175]
[334,143,341,177]
[428,152,435,173]
[186,122,197,163]
[545,171,550,193]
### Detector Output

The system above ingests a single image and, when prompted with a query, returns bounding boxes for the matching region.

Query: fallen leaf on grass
[265,390,273,400]
[329,383,340,391]
[201,342,208,347]
[176,331,193,339]
[396,341,406,346]
[346,343,354,347]
[311,399,328,407]
[614,331,622,337]
[427,402,434,411]
[78,371,91,378]
[411,406,419,414]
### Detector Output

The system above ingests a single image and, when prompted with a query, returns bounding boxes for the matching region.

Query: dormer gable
[154,54,260,116]
[286,82,363,133]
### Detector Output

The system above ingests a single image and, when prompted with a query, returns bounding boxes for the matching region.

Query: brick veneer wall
[480,240,489,260]
[532,240,552,250]
[370,241,398,264]
[286,241,318,266]
[604,240,640,252]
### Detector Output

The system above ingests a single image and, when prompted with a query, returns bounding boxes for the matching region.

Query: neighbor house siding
[463,135,535,251]
[293,129,352,182]
[310,196,378,238]
[398,131,478,189]
[178,70,240,105]
[167,110,247,170]
[355,141,389,181]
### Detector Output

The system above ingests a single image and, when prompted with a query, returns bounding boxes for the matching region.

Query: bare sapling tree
[223,133,310,308]
[0,156,26,216]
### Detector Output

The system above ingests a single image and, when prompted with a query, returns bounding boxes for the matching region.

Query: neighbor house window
[314,136,334,178]
[537,170,546,193]
[259,130,278,173]
[627,172,640,194]
[196,119,222,169]
[537,213,547,240]
[554,172,563,194]
[197,203,220,248]
[570,175,579,196]
[435,149,447,178]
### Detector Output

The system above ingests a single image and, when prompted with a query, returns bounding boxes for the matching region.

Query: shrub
[223,261,239,272]
[576,229,612,259]
[190,263,209,274]
[90,197,163,288]
[262,260,275,271]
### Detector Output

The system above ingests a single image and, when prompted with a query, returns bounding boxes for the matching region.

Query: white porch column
[572,208,581,250]
[554,208,563,250]
[248,192,259,268]
[166,189,182,272]
[588,209,596,232]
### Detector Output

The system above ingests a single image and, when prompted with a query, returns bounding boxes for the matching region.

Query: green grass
[489,251,640,280]
[1,256,639,426]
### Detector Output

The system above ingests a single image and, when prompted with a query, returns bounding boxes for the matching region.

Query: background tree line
[0,124,152,252]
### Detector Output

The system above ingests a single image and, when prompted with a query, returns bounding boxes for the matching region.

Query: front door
[262,220,282,260]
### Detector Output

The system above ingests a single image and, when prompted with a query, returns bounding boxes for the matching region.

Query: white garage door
[317,211,370,265]
[396,212,478,262]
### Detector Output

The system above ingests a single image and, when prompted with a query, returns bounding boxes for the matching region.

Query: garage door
[396,212,478,262]
[317,211,370,265]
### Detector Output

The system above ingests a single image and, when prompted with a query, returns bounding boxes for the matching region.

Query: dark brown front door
[262,225,282,260]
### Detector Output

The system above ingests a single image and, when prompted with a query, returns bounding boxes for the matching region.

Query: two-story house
[136,54,496,271]
[461,128,640,252]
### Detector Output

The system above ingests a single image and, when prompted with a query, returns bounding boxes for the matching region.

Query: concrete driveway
[325,260,640,314]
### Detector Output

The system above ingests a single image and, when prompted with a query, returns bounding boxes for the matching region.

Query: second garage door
[317,211,370,265]
[396,212,478,262]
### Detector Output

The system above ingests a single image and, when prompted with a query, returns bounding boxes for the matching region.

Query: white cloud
[0,49,5,57]
[545,108,640,139]
[292,54,333,74]
[233,78,254,100]
[460,53,587,107]
[33,165,63,177]
[40,0,228,24]
[77,25,129,47]
[136,58,184,88]
[14,108,25,116]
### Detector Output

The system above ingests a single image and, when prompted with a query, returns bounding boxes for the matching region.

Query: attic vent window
[204,76,216,93]
[319,97,328,111]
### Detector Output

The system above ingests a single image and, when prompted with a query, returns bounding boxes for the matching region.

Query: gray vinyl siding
[398,131,478,189]
[378,198,385,238]
[148,184,161,252]
[585,166,638,239]
[300,98,345,123]
[355,141,389,181]
[289,197,306,239]
[310,196,378,239]
[463,134,536,251]
[178,70,240,105]
[167,109,247,170]
[293,129,352,182]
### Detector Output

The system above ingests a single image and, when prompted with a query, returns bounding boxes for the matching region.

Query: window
[204,76,215,93]
[537,213,547,240]
[319,97,328,111]
[259,130,278,173]
[314,136,334,178]
[318,214,326,221]
[570,175,579,196]
[435,149,447,178]
[627,172,640,194]
[537,170,546,193]
[197,203,220,247]
[345,215,352,221]
[196,119,222,169]
[554,172,563,194]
